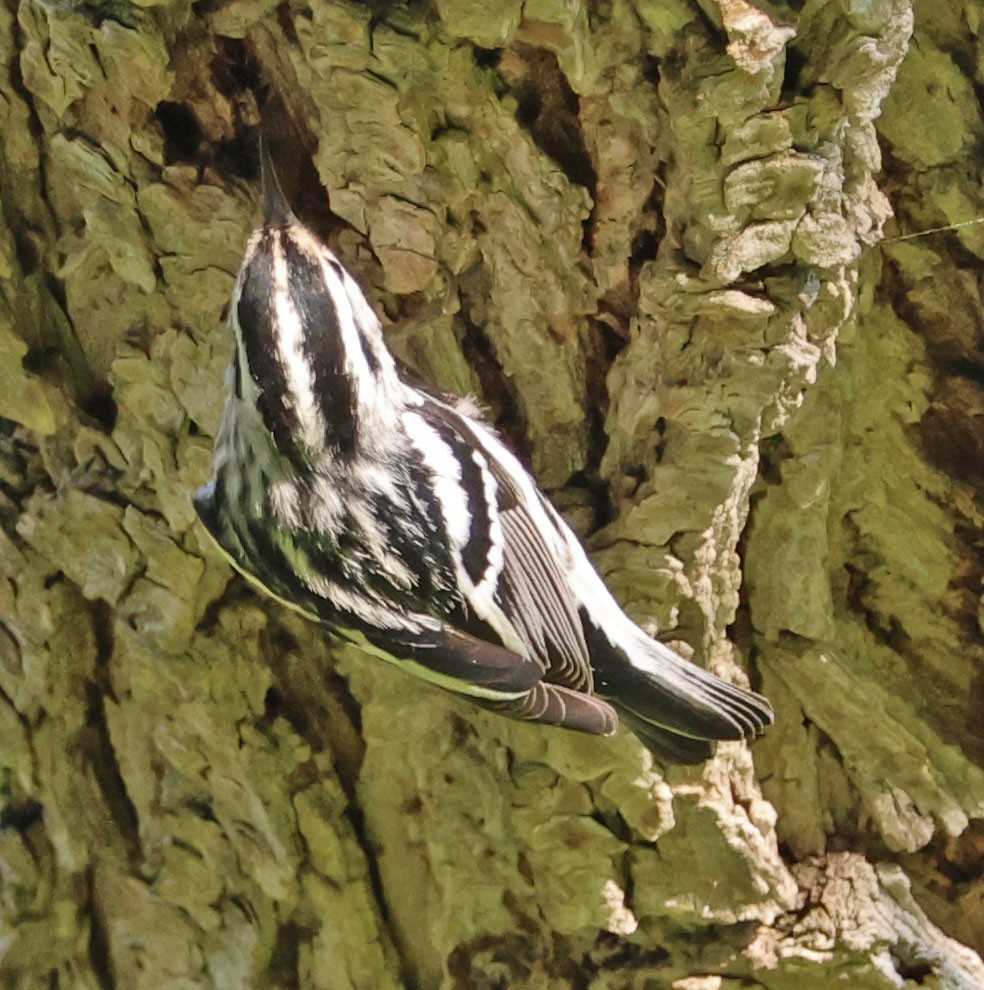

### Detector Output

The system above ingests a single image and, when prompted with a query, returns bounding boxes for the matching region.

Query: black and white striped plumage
[193,145,774,764]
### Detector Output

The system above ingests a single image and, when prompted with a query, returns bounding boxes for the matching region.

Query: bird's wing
[410,397,595,694]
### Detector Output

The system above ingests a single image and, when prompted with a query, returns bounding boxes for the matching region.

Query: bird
[192,138,774,764]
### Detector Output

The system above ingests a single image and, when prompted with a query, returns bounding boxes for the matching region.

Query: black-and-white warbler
[193,141,774,763]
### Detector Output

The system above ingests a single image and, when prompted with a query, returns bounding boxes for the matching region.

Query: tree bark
[1,0,983,988]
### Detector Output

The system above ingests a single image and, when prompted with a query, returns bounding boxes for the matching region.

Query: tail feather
[616,710,715,765]
[586,622,774,760]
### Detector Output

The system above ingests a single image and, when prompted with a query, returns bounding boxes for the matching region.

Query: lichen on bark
[1,0,983,988]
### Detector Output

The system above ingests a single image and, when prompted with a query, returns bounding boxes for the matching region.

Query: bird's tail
[586,622,774,764]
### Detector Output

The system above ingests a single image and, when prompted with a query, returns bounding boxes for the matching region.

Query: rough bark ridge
[0,0,982,988]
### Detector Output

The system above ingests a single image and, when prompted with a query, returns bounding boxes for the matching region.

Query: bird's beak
[259,133,297,228]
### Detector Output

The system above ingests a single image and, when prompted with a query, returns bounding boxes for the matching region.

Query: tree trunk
[2,0,983,987]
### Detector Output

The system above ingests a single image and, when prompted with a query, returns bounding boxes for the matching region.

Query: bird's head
[227,138,402,465]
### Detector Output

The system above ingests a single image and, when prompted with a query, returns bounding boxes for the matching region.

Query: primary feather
[193,142,774,763]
